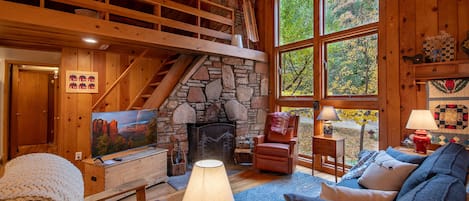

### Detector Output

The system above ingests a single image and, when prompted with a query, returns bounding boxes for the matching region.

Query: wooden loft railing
[0,1,267,62]
[31,0,235,44]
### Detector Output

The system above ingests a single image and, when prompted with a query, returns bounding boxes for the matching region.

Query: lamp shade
[182,160,234,201]
[317,106,340,121]
[405,110,438,130]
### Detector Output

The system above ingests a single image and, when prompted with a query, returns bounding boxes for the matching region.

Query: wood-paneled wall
[57,48,163,169]
[399,0,469,139]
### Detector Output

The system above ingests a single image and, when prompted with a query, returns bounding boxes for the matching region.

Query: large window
[279,0,313,45]
[275,0,380,165]
[326,34,378,96]
[332,109,379,165]
[324,0,379,34]
[280,47,314,96]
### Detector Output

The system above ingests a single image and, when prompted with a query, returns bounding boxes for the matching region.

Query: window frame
[273,0,381,167]
[322,27,379,99]
[278,44,315,98]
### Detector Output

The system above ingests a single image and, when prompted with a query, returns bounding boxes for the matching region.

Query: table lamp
[405,110,438,154]
[182,159,234,201]
[317,106,340,137]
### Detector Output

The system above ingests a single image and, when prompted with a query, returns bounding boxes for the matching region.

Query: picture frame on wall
[65,70,98,93]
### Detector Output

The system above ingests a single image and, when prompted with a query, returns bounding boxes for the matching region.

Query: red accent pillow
[270,112,290,135]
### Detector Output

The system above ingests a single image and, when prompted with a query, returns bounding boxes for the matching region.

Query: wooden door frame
[3,60,60,161]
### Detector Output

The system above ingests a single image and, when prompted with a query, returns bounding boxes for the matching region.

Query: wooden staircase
[128,54,196,110]
[92,51,198,112]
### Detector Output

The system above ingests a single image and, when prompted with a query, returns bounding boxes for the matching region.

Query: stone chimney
[157,56,269,152]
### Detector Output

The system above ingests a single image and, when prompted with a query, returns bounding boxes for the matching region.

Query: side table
[312,135,345,183]
[234,148,252,165]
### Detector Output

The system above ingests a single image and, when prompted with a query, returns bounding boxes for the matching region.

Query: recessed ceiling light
[83,37,98,44]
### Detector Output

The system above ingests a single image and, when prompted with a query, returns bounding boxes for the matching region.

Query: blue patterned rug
[234,172,332,201]
[167,168,243,190]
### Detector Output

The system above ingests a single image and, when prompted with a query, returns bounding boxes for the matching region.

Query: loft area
[9,0,233,42]
[5,0,232,43]
[0,0,266,61]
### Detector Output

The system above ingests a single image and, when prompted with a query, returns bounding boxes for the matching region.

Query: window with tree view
[280,47,314,96]
[279,0,313,45]
[275,0,380,167]
[324,0,379,34]
[326,34,378,96]
[332,109,379,165]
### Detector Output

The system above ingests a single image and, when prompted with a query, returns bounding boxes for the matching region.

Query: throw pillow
[319,183,397,201]
[385,146,427,164]
[270,112,290,135]
[358,151,418,191]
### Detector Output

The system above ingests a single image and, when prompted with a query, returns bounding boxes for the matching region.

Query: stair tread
[164,59,177,65]
[149,82,161,87]
[157,70,169,75]
[141,94,152,98]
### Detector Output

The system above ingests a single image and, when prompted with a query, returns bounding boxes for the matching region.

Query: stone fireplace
[156,55,269,163]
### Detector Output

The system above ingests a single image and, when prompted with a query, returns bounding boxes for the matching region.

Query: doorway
[9,64,59,159]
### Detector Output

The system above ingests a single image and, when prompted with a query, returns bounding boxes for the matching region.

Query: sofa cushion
[397,143,469,199]
[358,151,418,191]
[397,174,466,201]
[386,146,427,164]
[337,178,365,189]
[256,143,290,157]
[319,183,397,201]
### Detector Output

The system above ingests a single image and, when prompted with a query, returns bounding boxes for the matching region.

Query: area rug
[234,172,332,201]
[167,168,243,190]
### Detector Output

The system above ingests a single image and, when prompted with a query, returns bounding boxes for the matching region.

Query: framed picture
[65,70,98,93]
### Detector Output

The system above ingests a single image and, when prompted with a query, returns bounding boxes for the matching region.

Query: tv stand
[83,147,168,196]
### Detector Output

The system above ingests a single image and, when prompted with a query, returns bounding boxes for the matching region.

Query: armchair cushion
[256,143,292,158]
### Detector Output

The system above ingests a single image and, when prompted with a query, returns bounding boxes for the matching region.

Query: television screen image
[91,109,157,157]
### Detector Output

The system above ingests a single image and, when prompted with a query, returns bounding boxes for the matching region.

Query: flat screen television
[91,109,158,157]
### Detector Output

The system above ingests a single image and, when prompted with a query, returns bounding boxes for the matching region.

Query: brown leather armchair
[253,113,300,174]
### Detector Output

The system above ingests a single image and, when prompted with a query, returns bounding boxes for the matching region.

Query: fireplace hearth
[188,122,235,165]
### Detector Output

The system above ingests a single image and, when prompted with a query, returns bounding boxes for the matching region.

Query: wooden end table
[312,135,345,183]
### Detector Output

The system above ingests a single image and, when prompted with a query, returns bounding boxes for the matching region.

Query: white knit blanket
[0,153,84,201]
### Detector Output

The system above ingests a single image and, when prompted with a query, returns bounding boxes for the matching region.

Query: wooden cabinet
[83,147,168,196]
[312,135,345,183]
[412,60,469,81]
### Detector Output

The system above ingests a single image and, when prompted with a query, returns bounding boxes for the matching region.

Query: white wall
[0,47,61,161]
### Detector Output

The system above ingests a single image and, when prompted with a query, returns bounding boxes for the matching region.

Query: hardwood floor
[117,165,337,201]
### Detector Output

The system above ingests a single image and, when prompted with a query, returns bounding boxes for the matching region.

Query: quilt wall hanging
[427,78,469,146]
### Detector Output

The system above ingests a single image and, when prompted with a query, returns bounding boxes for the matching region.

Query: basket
[168,150,186,176]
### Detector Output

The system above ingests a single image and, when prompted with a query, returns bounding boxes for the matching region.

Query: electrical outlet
[75,152,82,160]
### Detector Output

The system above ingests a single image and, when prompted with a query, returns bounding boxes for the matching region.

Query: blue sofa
[284,143,469,201]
